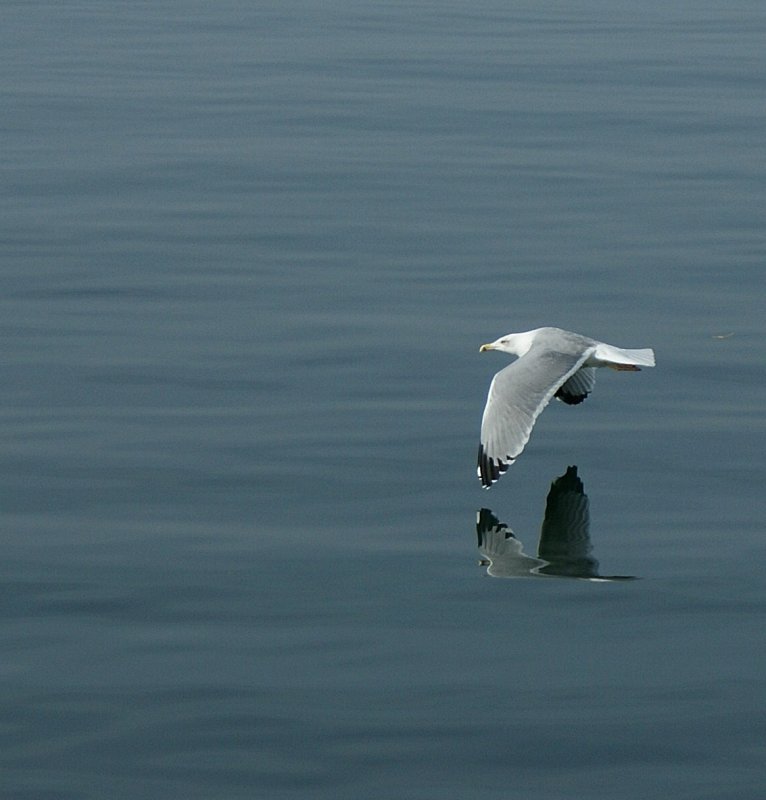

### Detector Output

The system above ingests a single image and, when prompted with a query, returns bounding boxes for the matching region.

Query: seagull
[477,327,655,488]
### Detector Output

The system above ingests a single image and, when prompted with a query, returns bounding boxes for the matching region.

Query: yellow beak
[479,343,494,352]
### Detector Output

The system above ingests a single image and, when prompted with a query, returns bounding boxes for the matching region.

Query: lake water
[2,1,765,797]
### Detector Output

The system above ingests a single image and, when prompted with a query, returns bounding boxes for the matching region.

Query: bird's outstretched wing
[478,345,593,487]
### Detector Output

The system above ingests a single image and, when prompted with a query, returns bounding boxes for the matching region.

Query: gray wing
[478,345,593,487]
[555,367,596,405]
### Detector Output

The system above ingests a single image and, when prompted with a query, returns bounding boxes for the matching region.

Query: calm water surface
[2,1,765,798]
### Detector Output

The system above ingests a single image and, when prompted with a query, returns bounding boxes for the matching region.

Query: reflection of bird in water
[476,466,635,581]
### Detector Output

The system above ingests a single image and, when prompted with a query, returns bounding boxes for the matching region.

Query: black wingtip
[555,388,589,405]
[477,444,511,488]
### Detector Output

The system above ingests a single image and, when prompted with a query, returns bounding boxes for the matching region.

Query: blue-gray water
[2,2,765,798]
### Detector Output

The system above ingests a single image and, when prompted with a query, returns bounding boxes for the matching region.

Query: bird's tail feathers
[594,344,655,368]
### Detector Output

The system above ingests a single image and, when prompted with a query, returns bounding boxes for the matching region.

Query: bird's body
[478,327,655,488]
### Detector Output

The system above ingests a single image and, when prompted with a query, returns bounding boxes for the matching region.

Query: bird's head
[480,335,516,355]
[479,330,537,357]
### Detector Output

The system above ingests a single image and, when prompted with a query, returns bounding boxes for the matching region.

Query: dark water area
[2,1,765,798]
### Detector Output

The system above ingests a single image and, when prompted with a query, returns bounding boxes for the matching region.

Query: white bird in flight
[478,327,655,488]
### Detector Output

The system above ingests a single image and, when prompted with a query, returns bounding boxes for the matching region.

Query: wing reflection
[476,466,635,581]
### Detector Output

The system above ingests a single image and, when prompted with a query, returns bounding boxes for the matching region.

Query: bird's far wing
[478,346,592,487]
[555,366,596,405]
